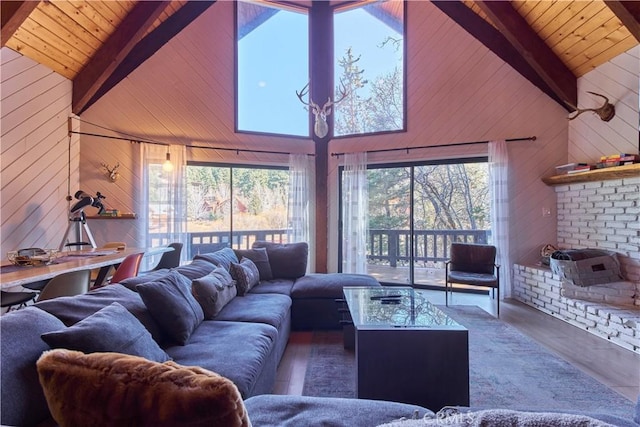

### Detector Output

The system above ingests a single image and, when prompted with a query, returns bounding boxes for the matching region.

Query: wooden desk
[0,247,172,290]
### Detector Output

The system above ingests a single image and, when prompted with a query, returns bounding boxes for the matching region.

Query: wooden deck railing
[150,228,489,264]
[368,229,490,267]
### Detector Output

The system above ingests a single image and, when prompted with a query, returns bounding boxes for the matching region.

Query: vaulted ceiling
[2,0,638,115]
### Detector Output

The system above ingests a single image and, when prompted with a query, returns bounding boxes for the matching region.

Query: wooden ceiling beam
[77,1,216,115]
[1,1,39,48]
[72,1,172,115]
[431,1,569,111]
[474,0,577,108]
[604,1,640,43]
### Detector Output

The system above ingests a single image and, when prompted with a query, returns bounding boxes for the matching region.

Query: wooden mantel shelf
[542,163,640,186]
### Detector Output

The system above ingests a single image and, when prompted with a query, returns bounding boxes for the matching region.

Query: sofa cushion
[164,321,277,398]
[118,268,171,291]
[215,293,292,330]
[1,307,66,427]
[252,241,308,279]
[244,395,433,427]
[35,284,166,344]
[41,302,170,362]
[248,278,295,296]
[37,349,250,427]
[194,247,239,271]
[292,273,380,298]
[138,271,204,345]
[192,267,238,319]
[235,248,273,280]
[173,259,217,280]
[230,258,261,296]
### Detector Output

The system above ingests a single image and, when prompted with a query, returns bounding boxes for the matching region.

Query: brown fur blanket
[37,349,251,427]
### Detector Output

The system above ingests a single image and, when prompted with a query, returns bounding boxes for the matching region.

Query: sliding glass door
[184,164,289,258]
[412,162,489,288]
[341,158,490,288]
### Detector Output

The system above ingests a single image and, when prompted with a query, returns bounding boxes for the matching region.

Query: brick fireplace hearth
[513,171,640,354]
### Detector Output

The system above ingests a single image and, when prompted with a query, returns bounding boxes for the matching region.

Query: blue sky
[237,4,402,137]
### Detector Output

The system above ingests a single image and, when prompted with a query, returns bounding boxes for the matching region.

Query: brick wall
[557,176,640,284]
[513,264,640,353]
[512,175,640,353]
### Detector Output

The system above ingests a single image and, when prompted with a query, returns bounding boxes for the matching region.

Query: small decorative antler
[296,81,350,138]
[568,92,615,122]
[101,162,120,182]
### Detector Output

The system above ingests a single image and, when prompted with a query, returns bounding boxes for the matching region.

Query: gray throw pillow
[194,247,239,271]
[41,302,170,362]
[234,247,273,280]
[229,258,260,296]
[172,259,216,280]
[118,269,171,292]
[137,271,204,345]
[252,241,308,279]
[192,267,238,319]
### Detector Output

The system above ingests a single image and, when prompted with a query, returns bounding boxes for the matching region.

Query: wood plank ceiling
[1,0,639,115]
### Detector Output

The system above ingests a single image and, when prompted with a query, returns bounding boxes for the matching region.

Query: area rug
[302,305,636,419]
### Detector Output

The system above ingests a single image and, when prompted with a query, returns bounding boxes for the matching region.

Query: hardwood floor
[274,290,640,403]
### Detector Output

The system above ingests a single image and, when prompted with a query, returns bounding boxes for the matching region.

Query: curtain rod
[330,136,537,157]
[69,128,314,157]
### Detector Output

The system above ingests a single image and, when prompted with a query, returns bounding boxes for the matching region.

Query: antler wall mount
[567,92,615,122]
[296,82,348,138]
[101,162,120,182]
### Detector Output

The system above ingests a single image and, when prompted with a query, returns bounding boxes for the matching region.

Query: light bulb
[162,152,173,172]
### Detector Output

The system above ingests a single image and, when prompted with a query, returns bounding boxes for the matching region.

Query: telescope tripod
[59,213,97,251]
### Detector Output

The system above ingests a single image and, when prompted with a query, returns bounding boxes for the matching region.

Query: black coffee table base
[356,327,469,411]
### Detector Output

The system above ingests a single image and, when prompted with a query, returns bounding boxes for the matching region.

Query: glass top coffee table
[342,286,469,410]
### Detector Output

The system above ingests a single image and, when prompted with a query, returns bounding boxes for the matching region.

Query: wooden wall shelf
[87,213,137,219]
[542,163,640,186]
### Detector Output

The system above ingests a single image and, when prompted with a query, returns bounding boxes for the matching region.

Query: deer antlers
[101,162,120,182]
[296,81,349,138]
[567,92,615,122]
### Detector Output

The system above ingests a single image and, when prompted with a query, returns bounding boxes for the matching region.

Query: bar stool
[1,290,37,312]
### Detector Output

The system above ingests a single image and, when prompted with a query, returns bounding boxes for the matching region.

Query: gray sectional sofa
[2,242,428,426]
[2,241,639,427]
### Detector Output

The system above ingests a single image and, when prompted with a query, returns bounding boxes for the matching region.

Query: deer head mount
[296,82,348,138]
[567,92,615,122]
[101,162,120,182]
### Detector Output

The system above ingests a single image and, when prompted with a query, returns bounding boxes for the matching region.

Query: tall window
[340,159,490,287]
[236,1,309,136]
[185,164,290,257]
[334,0,405,136]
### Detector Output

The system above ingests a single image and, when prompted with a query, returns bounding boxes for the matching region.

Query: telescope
[60,190,106,250]
[70,190,106,215]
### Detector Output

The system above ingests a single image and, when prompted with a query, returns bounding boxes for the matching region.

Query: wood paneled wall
[568,46,639,162]
[1,48,78,258]
[74,2,636,274]
[328,1,568,271]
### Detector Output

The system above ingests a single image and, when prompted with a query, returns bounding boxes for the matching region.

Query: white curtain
[287,154,315,271]
[141,144,188,268]
[342,152,368,274]
[489,140,510,298]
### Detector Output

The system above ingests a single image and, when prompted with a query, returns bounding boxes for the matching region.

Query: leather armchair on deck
[445,243,500,317]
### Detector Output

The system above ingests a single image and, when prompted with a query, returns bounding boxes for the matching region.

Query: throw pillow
[137,271,204,345]
[229,258,260,296]
[118,269,171,292]
[192,267,238,319]
[172,259,217,280]
[37,349,251,427]
[41,302,170,362]
[194,247,239,271]
[234,248,273,280]
[252,241,308,279]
